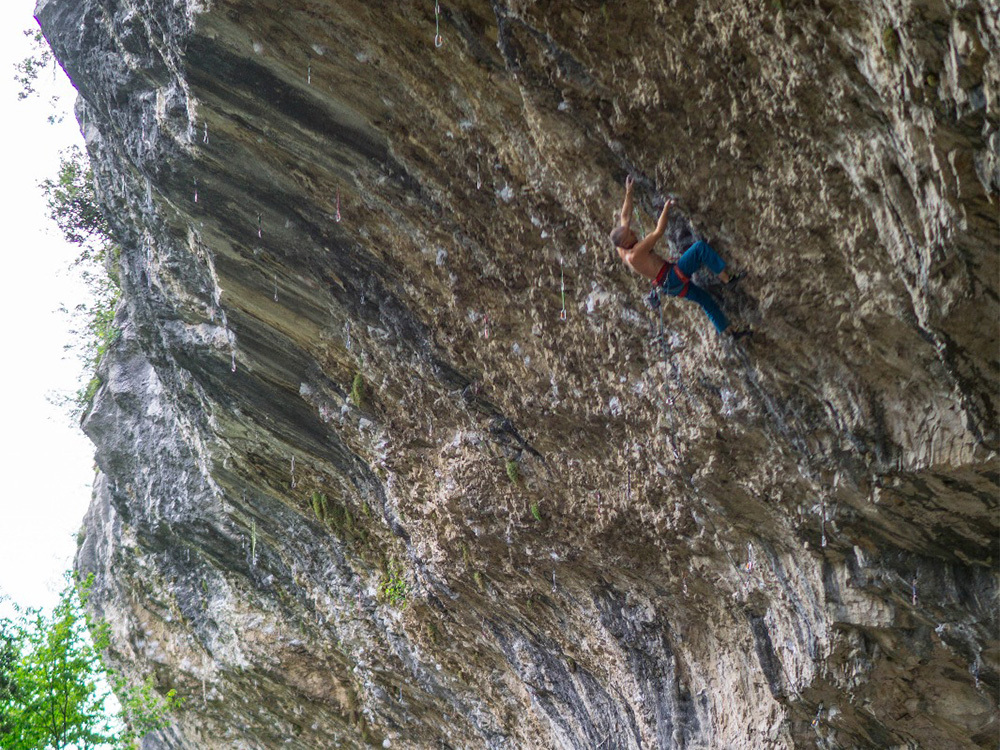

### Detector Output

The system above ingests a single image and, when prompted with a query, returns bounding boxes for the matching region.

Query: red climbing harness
[654,261,690,298]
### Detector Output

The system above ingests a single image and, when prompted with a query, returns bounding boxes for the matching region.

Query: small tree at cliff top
[40,146,122,415]
[0,576,179,749]
[14,27,64,124]
[15,24,122,416]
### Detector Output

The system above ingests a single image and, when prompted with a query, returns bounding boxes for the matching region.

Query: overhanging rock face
[39,0,998,747]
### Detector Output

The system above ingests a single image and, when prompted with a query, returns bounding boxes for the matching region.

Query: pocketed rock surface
[37,0,998,747]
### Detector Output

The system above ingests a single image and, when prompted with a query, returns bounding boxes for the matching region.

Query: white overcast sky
[0,1,97,613]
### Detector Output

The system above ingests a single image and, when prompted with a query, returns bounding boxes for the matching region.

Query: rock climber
[611,175,751,340]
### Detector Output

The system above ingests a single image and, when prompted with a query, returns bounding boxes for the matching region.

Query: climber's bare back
[617,242,666,282]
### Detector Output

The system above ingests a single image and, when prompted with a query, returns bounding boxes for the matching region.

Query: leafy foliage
[40,147,122,415]
[0,575,179,749]
[41,147,113,252]
[14,29,53,101]
[14,27,64,124]
[377,561,408,607]
[115,675,179,747]
[0,578,116,749]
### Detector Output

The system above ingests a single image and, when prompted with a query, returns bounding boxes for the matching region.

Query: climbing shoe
[726,271,746,289]
[645,289,661,310]
[730,327,753,341]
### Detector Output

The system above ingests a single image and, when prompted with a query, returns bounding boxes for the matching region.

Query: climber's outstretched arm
[631,199,674,257]
[619,174,635,228]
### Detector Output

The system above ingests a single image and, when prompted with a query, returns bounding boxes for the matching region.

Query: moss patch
[505,459,520,484]
[349,372,366,408]
[882,26,900,60]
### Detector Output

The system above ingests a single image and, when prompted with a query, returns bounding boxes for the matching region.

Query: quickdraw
[820,496,827,548]
[335,188,342,223]
[559,259,567,321]
[434,1,444,47]
[811,704,824,728]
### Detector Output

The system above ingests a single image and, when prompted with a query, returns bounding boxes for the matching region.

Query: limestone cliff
[38,0,998,747]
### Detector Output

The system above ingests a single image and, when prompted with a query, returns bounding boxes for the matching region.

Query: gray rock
[36,0,998,747]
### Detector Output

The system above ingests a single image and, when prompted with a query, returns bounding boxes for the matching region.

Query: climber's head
[610,225,638,250]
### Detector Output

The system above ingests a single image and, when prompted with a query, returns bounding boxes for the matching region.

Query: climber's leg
[677,240,727,279]
[682,283,730,334]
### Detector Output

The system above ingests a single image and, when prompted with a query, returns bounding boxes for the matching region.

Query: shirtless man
[611,175,751,340]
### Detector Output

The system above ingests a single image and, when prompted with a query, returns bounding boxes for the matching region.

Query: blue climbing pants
[662,241,730,334]
[682,284,730,334]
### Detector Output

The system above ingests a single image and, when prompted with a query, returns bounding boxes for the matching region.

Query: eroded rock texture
[37,0,997,747]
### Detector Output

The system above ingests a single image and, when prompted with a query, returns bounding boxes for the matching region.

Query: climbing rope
[559,259,567,321]
[631,202,647,237]
[434,1,444,47]
[257,212,262,238]
[657,299,670,361]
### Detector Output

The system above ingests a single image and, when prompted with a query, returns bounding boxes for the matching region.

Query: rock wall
[37,0,998,747]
